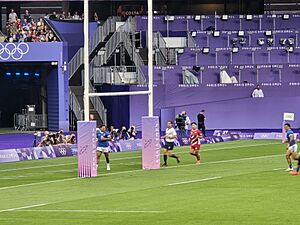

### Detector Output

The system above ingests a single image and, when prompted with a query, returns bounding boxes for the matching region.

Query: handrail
[187,32,197,48]
[89,82,107,125]
[154,32,168,63]
[69,91,83,121]
[68,47,84,79]
[68,17,120,80]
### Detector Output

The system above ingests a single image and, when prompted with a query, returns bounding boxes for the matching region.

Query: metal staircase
[68,16,148,128]
[68,17,120,127]
[90,17,147,85]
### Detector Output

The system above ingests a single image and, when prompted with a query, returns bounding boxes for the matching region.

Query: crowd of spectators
[49,11,85,21]
[5,9,58,43]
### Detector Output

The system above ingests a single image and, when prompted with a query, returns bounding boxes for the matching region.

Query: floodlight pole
[148,0,154,117]
[83,0,90,121]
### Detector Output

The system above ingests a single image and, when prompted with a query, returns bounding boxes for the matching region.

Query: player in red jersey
[189,122,202,165]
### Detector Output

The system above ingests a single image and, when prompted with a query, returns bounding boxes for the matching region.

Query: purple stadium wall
[129,84,300,131]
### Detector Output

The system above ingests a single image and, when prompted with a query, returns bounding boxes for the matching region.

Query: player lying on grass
[189,122,202,165]
[161,121,180,166]
[283,123,300,175]
[96,125,112,171]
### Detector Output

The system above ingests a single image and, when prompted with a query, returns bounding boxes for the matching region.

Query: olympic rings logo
[0,42,29,60]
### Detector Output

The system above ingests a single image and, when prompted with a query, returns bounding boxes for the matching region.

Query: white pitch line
[272,168,285,171]
[0,154,284,191]
[0,204,46,213]
[0,142,280,172]
[168,176,222,186]
[164,154,284,170]
[0,177,78,191]
[14,209,165,214]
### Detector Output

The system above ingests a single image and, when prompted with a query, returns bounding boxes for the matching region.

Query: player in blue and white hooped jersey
[96,125,112,171]
[283,123,300,175]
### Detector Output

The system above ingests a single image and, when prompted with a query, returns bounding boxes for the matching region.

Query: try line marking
[0,204,46,213]
[13,209,165,214]
[0,142,280,172]
[0,154,284,191]
[168,176,222,186]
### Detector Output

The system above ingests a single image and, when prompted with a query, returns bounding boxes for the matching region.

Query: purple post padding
[77,121,97,178]
[142,117,160,170]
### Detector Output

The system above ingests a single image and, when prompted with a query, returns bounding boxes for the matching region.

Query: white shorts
[288,144,298,153]
[97,147,109,153]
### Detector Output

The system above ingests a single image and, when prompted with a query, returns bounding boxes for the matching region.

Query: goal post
[78,0,159,177]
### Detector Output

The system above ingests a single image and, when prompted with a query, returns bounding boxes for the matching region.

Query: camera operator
[127,126,137,140]
[57,129,67,144]
[38,131,53,147]
[109,126,119,141]
[119,126,128,140]
[66,134,76,144]
[181,111,191,137]
[175,114,185,136]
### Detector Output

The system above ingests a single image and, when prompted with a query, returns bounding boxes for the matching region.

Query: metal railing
[14,114,47,131]
[69,48,84,80]
[104,31,122,62]
[187,32,197,48]
[168,48,177,65]
[69,91,83,121]
[68,17,120,80]
[89,82,107,125]
[154,32,168,64]
[93,66,138,84]
[92,66,111,84]
[122,31,146,84]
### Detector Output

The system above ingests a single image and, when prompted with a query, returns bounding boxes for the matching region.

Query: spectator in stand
[94,12,99,21]
[24,10,32,23]
[117,5,125,17]
[59,11,66,20]
[252,85,264,98]
[67,12,72,20]
[9,9,17,23]
[52,11,58,19]
[6,15,58,43]
[73,11,80,20]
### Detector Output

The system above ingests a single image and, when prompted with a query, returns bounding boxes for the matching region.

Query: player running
[189,122,202,165]
[283,123,300,175]
[161,121,180,166]
[96,125,112,171]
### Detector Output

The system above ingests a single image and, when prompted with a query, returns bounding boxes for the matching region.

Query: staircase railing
[92,66,111,84]
[187,32,197,47]
[104,31,122,63]
[154,32,168,64]
[69,90,83,121]
[69,17,120,80]
[93,66,139,84]
[89,82,107,125]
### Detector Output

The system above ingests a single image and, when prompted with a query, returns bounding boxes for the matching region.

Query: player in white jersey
[161,121,180,166]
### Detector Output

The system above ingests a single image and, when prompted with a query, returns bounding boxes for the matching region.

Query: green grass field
[0,140,298,225]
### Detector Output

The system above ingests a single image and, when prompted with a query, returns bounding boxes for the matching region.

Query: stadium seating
[134,14,300,84]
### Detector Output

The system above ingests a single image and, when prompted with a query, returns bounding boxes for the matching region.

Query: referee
[161,121,180,166]
[197,110,206,137]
